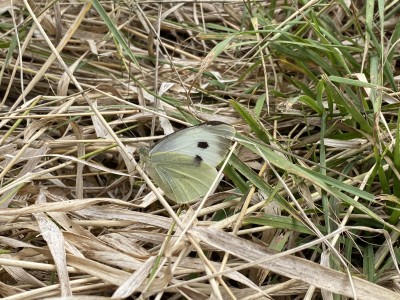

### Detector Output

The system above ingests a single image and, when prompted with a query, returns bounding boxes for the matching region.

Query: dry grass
[1,1,400,299]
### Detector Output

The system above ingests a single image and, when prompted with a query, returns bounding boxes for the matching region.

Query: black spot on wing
[205,121,226,126]
[194,155,203,167]
[197,141,209,149]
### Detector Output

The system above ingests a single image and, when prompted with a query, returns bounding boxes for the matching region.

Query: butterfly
[139,122,235,204]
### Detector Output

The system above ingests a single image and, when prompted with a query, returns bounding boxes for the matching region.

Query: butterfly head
[138,147,150,167]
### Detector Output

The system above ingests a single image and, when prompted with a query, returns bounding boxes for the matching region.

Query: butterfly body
[139,122,235,203]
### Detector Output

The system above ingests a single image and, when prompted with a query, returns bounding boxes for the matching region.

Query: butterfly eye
[197,141,209,149]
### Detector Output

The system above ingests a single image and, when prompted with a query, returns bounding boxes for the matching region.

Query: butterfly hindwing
[145,152,218,203]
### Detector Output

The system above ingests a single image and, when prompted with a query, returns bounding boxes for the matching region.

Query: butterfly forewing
[149,122,235,167]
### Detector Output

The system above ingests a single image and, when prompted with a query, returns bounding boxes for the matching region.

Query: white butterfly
[139,122,235,203]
